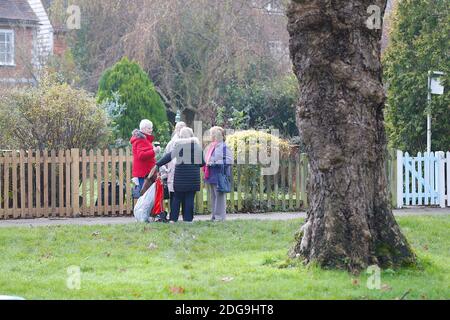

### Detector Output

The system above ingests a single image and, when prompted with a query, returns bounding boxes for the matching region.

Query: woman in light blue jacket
[203,127,233,221]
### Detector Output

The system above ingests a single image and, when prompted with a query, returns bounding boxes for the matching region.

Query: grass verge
[0,216,448,299]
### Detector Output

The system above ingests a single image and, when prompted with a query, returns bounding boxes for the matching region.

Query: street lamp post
[427,71,445,154]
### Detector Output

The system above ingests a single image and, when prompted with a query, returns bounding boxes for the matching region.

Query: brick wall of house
[0,24,36,85]
[53,30,67,56]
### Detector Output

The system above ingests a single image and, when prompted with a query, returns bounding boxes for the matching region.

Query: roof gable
[0,0,39,25]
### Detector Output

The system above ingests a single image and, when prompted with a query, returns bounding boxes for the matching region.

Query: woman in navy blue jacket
[156,127,205,222]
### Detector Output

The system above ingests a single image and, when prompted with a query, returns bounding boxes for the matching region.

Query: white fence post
[424,152,430,205]
[447,152,450,207]
[396,150,403,209]
[438,151,446,208]
[417,152,423,206]
[433,152,438,205]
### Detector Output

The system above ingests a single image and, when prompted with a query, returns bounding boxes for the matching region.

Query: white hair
[140,119,153,131]
[179,127,194,139]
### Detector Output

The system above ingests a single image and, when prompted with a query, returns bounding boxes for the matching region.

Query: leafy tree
[0,73,111,150]
[221,75,299,137]
[383,0,450,153]
[97,57,170,144]
[49,0,291,123]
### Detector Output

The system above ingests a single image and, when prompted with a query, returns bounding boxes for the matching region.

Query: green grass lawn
[0,216,449,300]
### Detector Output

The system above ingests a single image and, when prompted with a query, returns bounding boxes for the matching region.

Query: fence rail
[0,149,309,219]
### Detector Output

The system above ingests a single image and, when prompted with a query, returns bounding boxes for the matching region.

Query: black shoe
[154,212,169,223]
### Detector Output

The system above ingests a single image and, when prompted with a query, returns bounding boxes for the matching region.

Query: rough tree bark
[286,0,415,272]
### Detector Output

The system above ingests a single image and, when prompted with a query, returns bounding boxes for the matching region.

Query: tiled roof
[0,0,39,25]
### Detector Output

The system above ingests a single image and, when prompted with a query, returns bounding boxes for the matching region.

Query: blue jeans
[171,191,195,222]
[138,178,146,192]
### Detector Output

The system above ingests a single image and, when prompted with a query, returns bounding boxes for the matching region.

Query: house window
[265,1,284,15]
[0,30,15,66]
[268,40,285,59]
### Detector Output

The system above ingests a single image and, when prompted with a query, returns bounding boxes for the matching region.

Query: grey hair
[210,126,225,142]
[179,127,194,139]
[140,119,153,131]
[174,121,187,135]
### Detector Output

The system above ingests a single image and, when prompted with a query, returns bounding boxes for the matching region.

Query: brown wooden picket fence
[0,149,309,219]
[0,149,134,219]
[198,153,309,214]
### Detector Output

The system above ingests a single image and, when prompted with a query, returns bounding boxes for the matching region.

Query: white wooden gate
[397,151,450,208]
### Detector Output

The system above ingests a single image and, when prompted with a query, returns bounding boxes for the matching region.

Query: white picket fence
[397,151,450,208]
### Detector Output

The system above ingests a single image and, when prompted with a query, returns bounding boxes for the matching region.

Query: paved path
[0,208,448,228]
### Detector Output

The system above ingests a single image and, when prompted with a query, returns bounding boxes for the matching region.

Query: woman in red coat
[130,119,161,191]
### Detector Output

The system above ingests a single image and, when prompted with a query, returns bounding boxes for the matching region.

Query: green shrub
[97,57,170,145]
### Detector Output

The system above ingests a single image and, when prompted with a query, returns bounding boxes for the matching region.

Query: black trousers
[169,192,175,212]
[171,191,195,222]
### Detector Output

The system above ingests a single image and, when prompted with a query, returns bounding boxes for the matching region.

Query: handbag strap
[222,144,227,165]
[222,144,228,174]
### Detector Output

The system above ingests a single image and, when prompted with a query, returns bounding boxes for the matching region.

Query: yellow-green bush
[0,73,111,150]
[226,130,290,160]
[225,130,290,212]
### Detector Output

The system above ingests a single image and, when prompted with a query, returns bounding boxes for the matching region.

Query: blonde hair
[179,127,194,139]
[210,126,225,142]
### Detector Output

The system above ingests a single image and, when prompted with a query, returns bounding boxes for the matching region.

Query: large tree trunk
[287,0,415,272]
